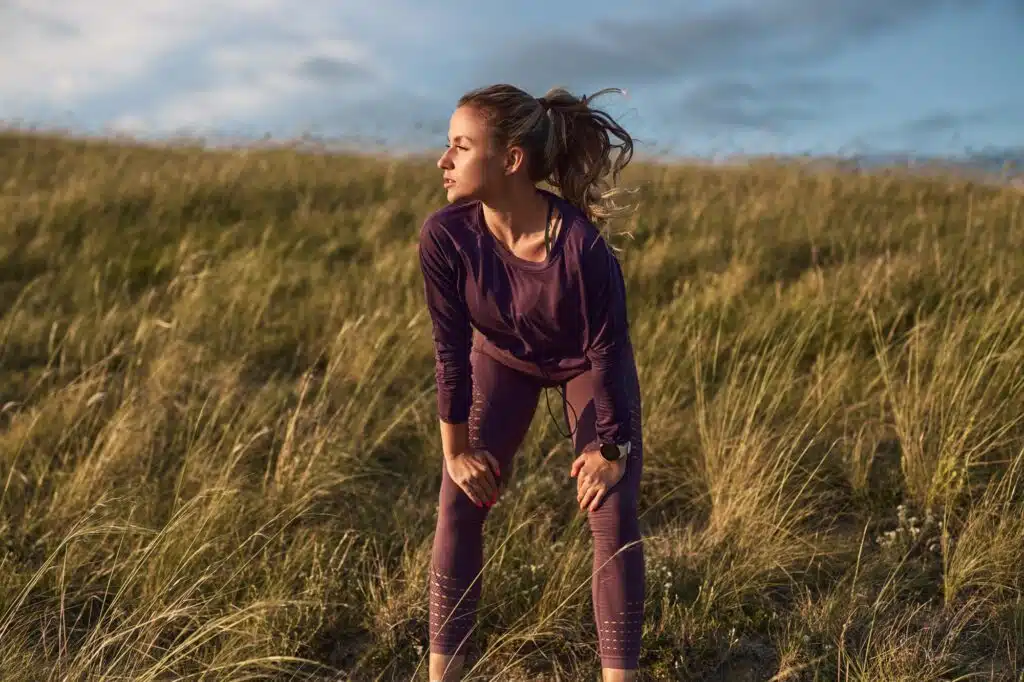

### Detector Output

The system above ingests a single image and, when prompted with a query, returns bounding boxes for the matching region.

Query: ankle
[429,652,465,681]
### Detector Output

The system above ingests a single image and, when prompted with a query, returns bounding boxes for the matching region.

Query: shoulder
[552,198,623,289]
[420,200,479,241]
[418,200,480,263]
[557,198,611,261]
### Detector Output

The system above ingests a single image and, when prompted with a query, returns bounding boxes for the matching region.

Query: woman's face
[436,105,507,204]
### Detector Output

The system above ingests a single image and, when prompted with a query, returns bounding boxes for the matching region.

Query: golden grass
[2,130,1024,680]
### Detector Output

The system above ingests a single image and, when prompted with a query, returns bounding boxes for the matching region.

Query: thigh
[467,349,542,473]
[437,350,542,518]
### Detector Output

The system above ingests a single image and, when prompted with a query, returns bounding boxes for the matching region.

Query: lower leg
[589,445,644,672]
[429,514,484,674]
[429,480,486,674]
[592,534,645,673]
[591,461,645,672]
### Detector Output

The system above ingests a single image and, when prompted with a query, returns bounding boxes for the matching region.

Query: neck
[480,183,548,246]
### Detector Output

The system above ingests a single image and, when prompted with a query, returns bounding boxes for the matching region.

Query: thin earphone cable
[539,194,578,441]
[541,364,578,441]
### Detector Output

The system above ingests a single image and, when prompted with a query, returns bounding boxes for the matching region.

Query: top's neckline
[474,188,571,272]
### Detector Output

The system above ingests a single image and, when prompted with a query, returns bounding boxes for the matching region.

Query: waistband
[472,333,587,388]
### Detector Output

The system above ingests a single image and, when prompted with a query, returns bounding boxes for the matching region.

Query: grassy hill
[2,130,1024,680]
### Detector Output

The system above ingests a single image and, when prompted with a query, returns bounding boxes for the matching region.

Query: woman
[419,83,644,682]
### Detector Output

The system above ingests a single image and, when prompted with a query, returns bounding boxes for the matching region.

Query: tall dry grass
[2,130,1024,680]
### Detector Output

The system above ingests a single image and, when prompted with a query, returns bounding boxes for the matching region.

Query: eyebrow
[449,135,473,144]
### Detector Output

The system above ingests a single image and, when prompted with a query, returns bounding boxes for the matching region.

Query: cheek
[475,154,505,184]
[461,155,490,183]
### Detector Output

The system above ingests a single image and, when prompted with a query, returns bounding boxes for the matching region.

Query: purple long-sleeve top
[418,188,633,447]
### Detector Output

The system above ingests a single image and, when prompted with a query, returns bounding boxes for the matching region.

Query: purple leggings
[429,345,645,670]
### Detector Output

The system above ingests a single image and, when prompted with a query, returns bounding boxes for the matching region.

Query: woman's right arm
[418,218,500,507]
[418,218,473,430]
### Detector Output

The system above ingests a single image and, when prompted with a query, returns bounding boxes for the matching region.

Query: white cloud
[1,1,244,106]
[0,0,400,133]
[113,38,377,134]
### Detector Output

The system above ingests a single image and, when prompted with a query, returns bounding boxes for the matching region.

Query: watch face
[600,443,621,461]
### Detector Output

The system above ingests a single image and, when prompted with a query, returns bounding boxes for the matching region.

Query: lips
[443,177,455,187]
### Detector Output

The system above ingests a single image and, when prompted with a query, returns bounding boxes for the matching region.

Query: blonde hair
[457,83,637,230]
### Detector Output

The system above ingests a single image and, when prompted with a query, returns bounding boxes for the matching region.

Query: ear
[503,145,526,176]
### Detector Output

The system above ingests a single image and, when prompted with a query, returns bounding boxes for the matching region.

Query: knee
[588,491,640,547]
[437,486,488,534]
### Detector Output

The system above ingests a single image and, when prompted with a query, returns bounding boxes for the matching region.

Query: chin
[446,187,476,204]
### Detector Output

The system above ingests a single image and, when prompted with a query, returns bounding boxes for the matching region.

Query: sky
[1,0,1022,160]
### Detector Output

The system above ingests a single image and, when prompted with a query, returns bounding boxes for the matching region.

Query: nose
[437,148,453,170]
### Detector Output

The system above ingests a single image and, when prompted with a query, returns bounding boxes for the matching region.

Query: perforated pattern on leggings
[428,566,477,654]
[588,382,644,669]
[428,378,486,656]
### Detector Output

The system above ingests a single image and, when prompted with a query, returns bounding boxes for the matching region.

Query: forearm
[590,350,631,445]
[439,419,469,459]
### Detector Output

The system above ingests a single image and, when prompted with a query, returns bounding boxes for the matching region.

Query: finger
[497,463,511,493]
[483,452,501,478]
[473,479,494,508]
[472,463,499,505]
[485,467,500,502]
[588,485,607,512]
[579,485,598,510]
[474,464,498,503]
[570,455,586,478]
[460,481,482,507]
[577,475,593,503]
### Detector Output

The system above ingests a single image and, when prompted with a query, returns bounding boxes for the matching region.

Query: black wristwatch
[599,441,631,462]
